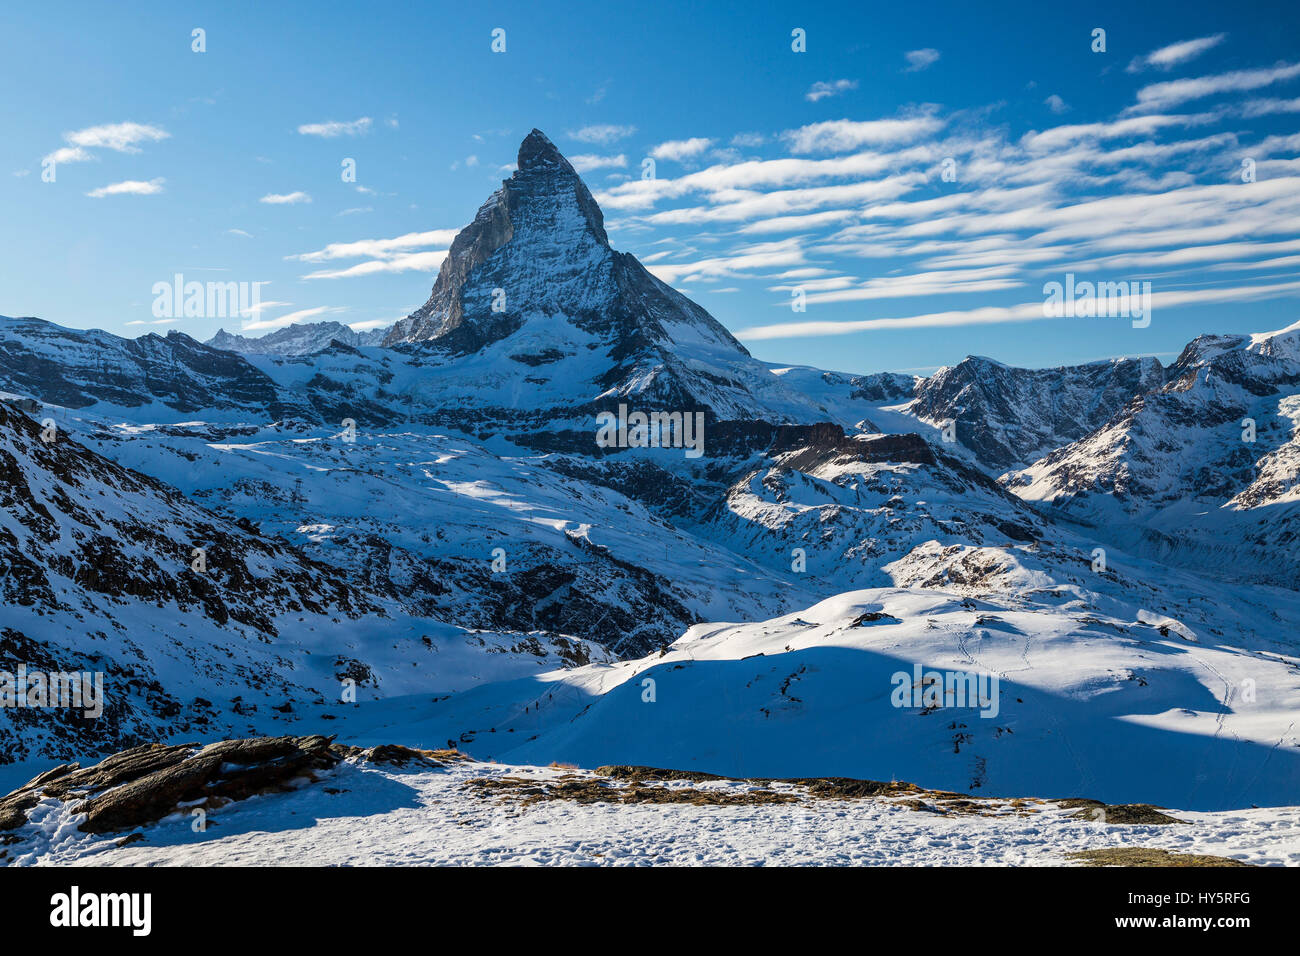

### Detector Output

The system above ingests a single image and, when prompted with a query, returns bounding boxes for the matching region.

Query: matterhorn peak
[516,128,569,172]
[381,128,739,360]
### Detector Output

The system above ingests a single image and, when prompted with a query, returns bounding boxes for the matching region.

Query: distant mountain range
[207,321,389,356]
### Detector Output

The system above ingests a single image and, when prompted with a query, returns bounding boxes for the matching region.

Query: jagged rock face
[0,316,315,422]
[385,129,743,359]
[1005,322,1300,586]
[377,130,844,427]
[696,428,1044,587]
[847,371,917,404]
[906,354,1168,472]
[0,401,386,762]
[207,322,388,357]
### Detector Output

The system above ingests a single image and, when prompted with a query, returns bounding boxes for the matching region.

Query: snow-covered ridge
[903,353,1168,472]
[207,322,388,357]
[1004,319,1300,585]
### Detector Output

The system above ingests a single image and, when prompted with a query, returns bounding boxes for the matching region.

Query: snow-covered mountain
[902,354,1168,472]
[380,129,856,430]
[1,129,1298,821]
[207,321,389,357]
[0,316,313,421]
[1006,320,1300,586]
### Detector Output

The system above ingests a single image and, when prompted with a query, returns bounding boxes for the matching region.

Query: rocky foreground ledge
[0,736,1274,866]
[0,736,458,846]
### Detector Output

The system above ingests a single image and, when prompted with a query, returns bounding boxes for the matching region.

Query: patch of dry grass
[1068,847,1250,867]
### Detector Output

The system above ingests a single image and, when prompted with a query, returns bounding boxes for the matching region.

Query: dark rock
[0,736,340,834]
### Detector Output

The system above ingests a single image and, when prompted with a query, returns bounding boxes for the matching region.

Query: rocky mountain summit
[378,129,838,427]
[905,354,1168,472]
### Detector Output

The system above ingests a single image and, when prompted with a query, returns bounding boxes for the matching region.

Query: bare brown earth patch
[465,765,1071,817]
[466,765,1208,826]
[1068,847,1250,867]
[1059,798,1188,824]
[468,773,798,807]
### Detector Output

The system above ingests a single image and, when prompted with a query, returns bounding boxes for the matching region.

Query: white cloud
[731,132,767,148]
[568,124,637,144]
[595,147,934,211]
[738,209,860,234]
[649,138,714,161]
[1018,112,1216,153]
[348,318,395,331]
[806,79,858,102]
[570,153,628,172]
[297,117,373,138]
[1128,34,1226,73]
[736,280,1300,340]
[226,228,253,238]
[290,228,455,279]
[1241,96,1300,117]
[238,300,291,318]
[903,48,940,72]
[782,115,944,153]
[260,191,312,205]
[643,174,923,226]
[645,238,810,284]
[43,121,169,166]
[1131,61,1300,112]
[43,146,94,165]
[289,229,458,263]
[65,122,169,153]
[1044,95,1070,114]
[85,178,165,198]
[778,266,1023,306]
[301,250,448,280]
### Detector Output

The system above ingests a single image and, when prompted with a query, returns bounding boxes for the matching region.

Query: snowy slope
[74,413,811,656]
[0,401,610,764]
[341,564,1300,811]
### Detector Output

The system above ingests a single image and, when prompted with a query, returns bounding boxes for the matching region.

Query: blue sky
[2,0,1298,375]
